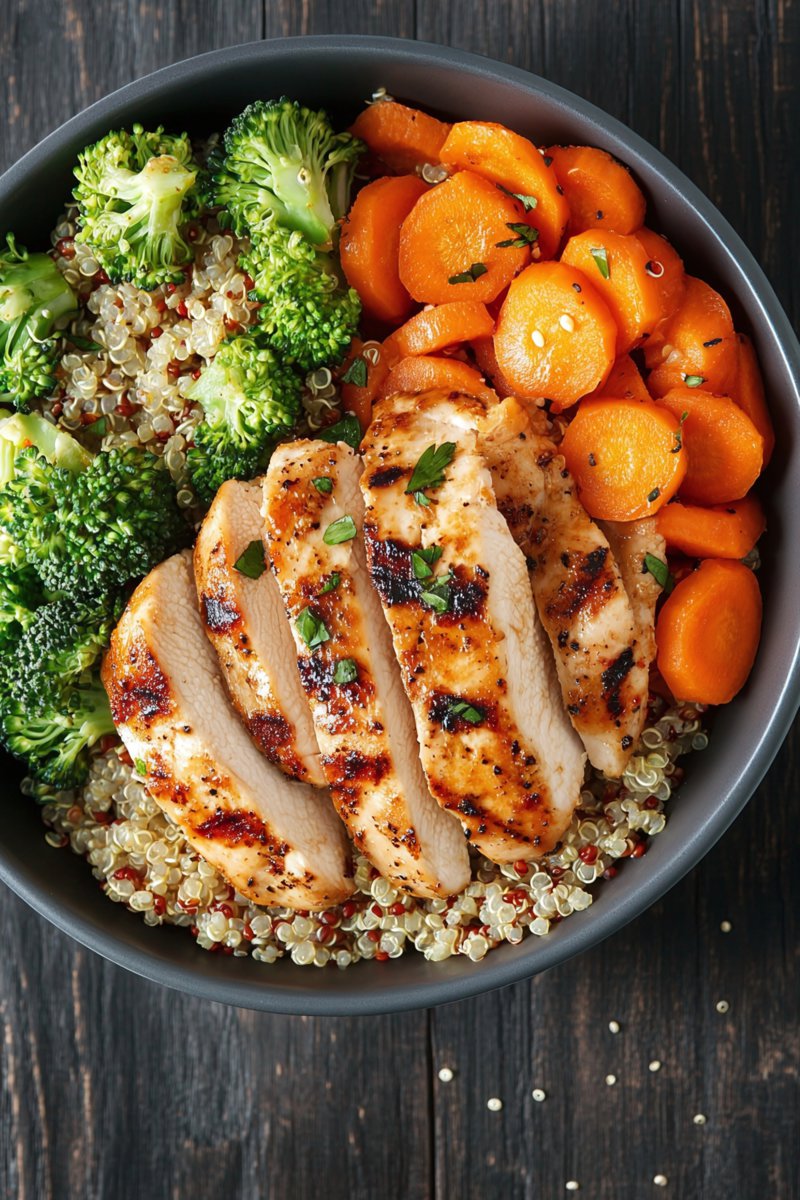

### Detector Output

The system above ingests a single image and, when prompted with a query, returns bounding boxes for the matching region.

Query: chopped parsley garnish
[318,413,362,450]
[233,539,266,579]
[644,553,675,594]
[295,607,330,650]
[449,699,484,725]
[542,154,553,167]
[333,658,358,684]
[323,515,357,545]
[134,758,147,777]
[497,183,539,211]
[420,568,454,614]
[671,413,688,454]
[683,374,705,388]
[411,544,443,580]
[319,572,340,595]
[406,442,456,505]
[312,476,333,493]
[496,222,539,248]
[67,334,102,352]
[448,262,488,284]
[342,356,368,388]
[590,245,610,279]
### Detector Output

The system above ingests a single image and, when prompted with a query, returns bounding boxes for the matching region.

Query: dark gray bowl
[1,36,798,1015]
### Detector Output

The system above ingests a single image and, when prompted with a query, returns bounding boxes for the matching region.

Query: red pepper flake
[317,926,336,945]
[51,401,63,417]
[644,796,660,810]
[242,923,255,941]
[214,903,233,919]
[98,733,119,754]
[152,896,166,916]
[513,860,529,875]
[190,924,199,937]
[389,901,406,916]
[578,844,598,864]
[320,910,339,926]
[150,326,163,339]
[222,945,234,956]
[632,840,647,858]
[166,282,177,295]
[187,226,199,242]
[95,268,110,285]
[223,316,239,333]
[153,296,167,314]
[341,901,357,919]
[550,865,565,881]
[243,274,255,291]
[375,950,390,962]
[116,392,135,417]
[191,368,202,380]
[113,866,141,882]
[177,898,199,912]
[55,237,75,259]
[507,890,527,907]
[176,300,188,318]
[296,910,309,918]
[366,929,381,943]
[93,811,114,826]
[603,866,618,880]
[166,362,181,378]
[371,903,383,918]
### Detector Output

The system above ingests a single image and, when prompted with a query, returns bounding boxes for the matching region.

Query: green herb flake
[644,552,675,594]
[67,334,102,352]
[323,515,357,546]
[449,699,484,725]
[342,356,368,388]
[233,539,266,579]
[411,544,443,580]
[647,487,661,504]
[295,607,330,650]
[496,222,539,248]
[312,476,333,494]
[318,414,362,451]
[406,442,456,504]
[333,658,358,685]
[134,758,147,777]
[497,184,539,211]
[590,245,610,279]
[683,374,706,388]
[420,568,453,614]
[319,572,340,595]
[448,262,488,284]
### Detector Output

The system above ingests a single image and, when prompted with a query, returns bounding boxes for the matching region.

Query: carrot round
[384,300,494,360]
[732,333,775,465]
[340,175,428,325]
[656,495,766,560]
[657,386,764,505]
[633,227,686,316]
[493,261,617,408]
[338,338,391,430]
[545,144,646,235]
[349,100,451,173]
[398,170,530,305]
[440,121,569,259]
[655,559,762,704]
[560,230,666,354]
[644,276,738,397]
[586,353,651,403]
[380,355,498,403]
[560,398,687,520]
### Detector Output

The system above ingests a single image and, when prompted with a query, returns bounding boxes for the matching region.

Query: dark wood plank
[263,0,415,39]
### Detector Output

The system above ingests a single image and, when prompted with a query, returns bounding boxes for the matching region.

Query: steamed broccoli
[0,235,77,408]
[0,680,114,790]
[185,331,302,504]
[0,410,189,596]
[8,594,117,709]
[0,562,44,651]
[240,222,360,371]
[73,124,202,290]
[211,98,363,247]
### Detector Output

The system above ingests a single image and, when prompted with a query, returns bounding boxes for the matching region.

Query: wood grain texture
[0,2,798,1198]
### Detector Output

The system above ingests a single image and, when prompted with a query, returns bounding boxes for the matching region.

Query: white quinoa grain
[693,1113,707,1126]
[605,1074,617,1086]
[720,920,732,933]
[438,1067,454,1083]
[648,1060,662,1073]
[608,1021,621,1034]
[716,1000,730,1014]
[653,1175,668,1187]
[487,1097,503,1112]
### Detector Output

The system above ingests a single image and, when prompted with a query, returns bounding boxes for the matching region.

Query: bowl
[1,35,798,1015]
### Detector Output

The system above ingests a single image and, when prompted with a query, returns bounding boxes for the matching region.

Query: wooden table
[1,3,797,1197]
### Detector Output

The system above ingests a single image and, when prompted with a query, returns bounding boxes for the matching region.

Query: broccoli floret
[73,124,202,290]
[0,235,77,408]
[0,562,44,651]
[0,678,114,790]
[211,98,363,247]
[0,411,189,595]
[9,595,118,710]
[185,331,302,505]
[241,223,360,371]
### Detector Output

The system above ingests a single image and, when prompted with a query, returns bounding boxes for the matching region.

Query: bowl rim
[1,33,799,1015]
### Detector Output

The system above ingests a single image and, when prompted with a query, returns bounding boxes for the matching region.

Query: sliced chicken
[101,551,353,910]
[263,439,470,898]
[360,390,586,863]
[194,478,325,786]
[599,517,665,678]
[482,397,650,777]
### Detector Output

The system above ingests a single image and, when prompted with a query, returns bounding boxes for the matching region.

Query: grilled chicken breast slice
[482,397,648,777]
[599,518,665,679]
[263,439,470,899]
[101,551,353,910]
[360,390,585,863]
[194,478,325,786]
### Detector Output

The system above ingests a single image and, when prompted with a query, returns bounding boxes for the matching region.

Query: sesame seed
[608,1020,621,1034]
[648,1060,662,1073]
[605,1074,617,1086]
[532,1088,547,1102]
[531,329,546,347]
[720,920,732,933]
[565,1182,580,1192]
[716,1000,730,1013]
[559,313,575,332]
[487,1096,503,1112]
[653,1175,668,1187]
[693,1113,707,1126]
[438,1067,454,1083]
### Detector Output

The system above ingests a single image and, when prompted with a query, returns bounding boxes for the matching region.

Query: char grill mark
[107,641,172,726]
[201,592,241,632]
[601,647,635,717]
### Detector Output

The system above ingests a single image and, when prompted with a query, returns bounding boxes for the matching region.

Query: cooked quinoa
[27,207,709,969]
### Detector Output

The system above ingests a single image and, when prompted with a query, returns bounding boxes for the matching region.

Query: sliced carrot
[586,353,651,403]
[380,355,498,403]
[656,495,766,560]
[470,335,535,401]
[655,559,762,704]
[337,338,391,430]
[384,300,494,360]
[349,100,451,173]
[633,227,686,316]
[545,144,646,235]
[440,121,569,259]
[560,398,687,520]
[397,170,530,305]
[657,386,764,505]
[644,276,738,397]
[560,230,666,354]
[493,261,617,409]
[731,333,775,465]
[340,175,427,325]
